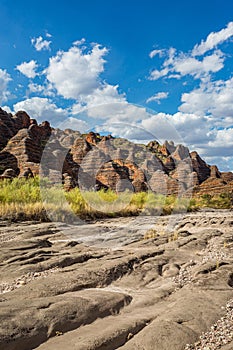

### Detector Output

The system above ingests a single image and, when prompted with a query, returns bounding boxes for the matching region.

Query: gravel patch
[185,299,233,350]
[175,236,233,350]
[0,232,16,243]
[173,236,230,288]
[0,267,60,294]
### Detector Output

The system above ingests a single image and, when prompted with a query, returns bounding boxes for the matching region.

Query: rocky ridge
[0,107,233,196]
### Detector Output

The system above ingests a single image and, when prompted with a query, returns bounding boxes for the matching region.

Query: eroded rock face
[0,121,51,175]
[190,151,211,183]
[0,107,232,195]
[0,108,31,151]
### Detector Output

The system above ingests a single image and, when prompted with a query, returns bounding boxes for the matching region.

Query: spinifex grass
[0,177,232,221]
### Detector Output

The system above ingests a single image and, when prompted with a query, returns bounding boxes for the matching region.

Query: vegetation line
[0,177,232,222]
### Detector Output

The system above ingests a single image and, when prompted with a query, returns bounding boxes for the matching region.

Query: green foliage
[0,176,41,203]
[199,192,231,209]
[201,193,212,206]
[130,191,148,209]
[0,176,232,221]
[187,198,199,212]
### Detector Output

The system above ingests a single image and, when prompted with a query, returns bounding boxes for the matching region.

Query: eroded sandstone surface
[0,211,233,350]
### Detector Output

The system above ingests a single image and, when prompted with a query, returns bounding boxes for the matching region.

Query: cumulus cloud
[138,107,233,166]
[179,77,233,123]
[46,43,108,99]
[89,104,233,170]
[149,50,224,80]
[95,122,155,142]
[13,97,90,131]
[57,117,89,133]
[31,36,51,51]
[149,23,233,81]
[88,101,149,123]
[13,97,69,125]
[192,22,233,56]
[71,84,127,117]
[79,84,125,109]
[28,83,47,94]
[173,51,224,78]
[16,60,38,79]
[73,98,149,126]
[146,92,169,104]
[0,68,11,103]
[28,82,55,96]
[140,112,211,146]
[208,128,233,148]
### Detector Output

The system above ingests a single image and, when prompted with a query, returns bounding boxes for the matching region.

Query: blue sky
[1,0,233,171]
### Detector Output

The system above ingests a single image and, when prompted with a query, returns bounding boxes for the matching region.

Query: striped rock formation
[0,107,232,196]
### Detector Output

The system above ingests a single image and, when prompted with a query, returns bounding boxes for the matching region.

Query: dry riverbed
[0,210,233,350]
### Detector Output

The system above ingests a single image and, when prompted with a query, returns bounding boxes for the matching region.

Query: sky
[0,0,233,171]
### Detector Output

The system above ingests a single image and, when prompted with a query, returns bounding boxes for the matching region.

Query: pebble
[184,299,233,349]
[173,236,230,288]
[0,267,60,294]
[175,236,233,350]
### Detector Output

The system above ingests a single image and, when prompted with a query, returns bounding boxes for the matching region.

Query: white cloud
[73,98,149,125]
[172,51,224,79]
[95,122,155,141]
[31,36,51,51]
[179,77,233,123]
[167,112,212,145]
[72,84,126,117]
[149,23,233,81]
[13,97,69,125]
[149,49,164,58]
[149,67,169,80]
[28,82,55,96]
[80,84,125,108]
[140,112,211,146]
[204,156,233,172]
[149,50,224,81]
[1,105,13,114]
[148,41,232,161]
[140,113,183,144]
[46,44,108,99]
[16,60,38,79]
[146,91,169,104]
[0,68,11,103]
[89,101,149,122]
[192,22,233,56]
[57,117,89,133]
[28,83,45,94]
[208,128,233,148]
[73,38,86,46]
